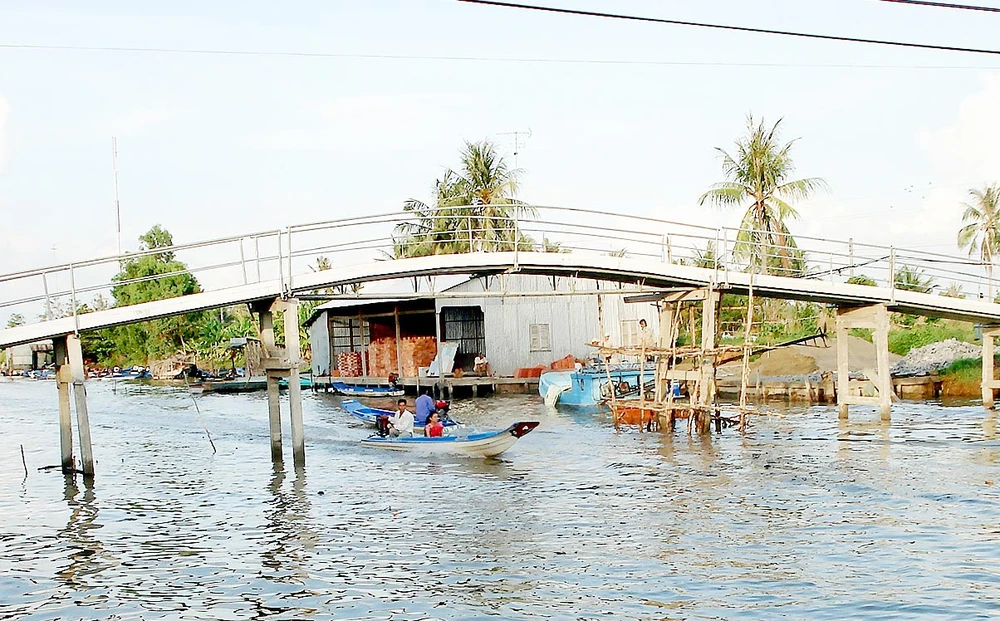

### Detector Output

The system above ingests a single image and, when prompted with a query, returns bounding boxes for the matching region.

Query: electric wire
[877,0,1000,13]
[458,0,1000,56]
[2,42,999,70]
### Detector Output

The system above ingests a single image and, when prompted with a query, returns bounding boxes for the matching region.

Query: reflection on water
[1,381,999,619]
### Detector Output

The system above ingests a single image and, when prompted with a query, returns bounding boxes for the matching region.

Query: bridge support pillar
[53,334,95,476]
[981,326,1000,410]
[255,298,305,467]
[835,304,892,421]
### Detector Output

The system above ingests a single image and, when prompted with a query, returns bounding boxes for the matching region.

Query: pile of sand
[718,335,900,380]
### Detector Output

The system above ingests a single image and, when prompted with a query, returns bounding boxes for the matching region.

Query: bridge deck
[3,252,999,349]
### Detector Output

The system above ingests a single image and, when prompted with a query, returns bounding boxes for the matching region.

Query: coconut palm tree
[957,184,1000,293]
[699,115,827,275]
[894,265,935,293]
[395,140,534,256]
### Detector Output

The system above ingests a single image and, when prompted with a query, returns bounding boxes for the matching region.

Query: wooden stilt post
[285,298,306,467]
[53,336,74,473]
[697,288,720,433]
[836,308,850,420]
[67,334,94,476]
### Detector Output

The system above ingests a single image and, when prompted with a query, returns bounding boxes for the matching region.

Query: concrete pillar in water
[256,299,284,462]
[284,298,305,467]
[53,336,74,473]
[255,297,305,466]
[982,326,1000,410]
[835,304,892,421]
[67,334,95,475]
[873,305,893,421]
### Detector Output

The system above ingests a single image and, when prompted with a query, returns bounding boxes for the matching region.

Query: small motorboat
[331,381,404,398]
[341,399,461,428]
[360,421,540,457]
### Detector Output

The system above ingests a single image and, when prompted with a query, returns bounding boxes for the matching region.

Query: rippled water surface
[2,379,999,620]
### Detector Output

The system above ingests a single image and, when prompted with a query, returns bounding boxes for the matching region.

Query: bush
[887,322,976,356]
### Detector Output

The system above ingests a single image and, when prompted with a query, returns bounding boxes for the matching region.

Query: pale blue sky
[3,0,1000,273]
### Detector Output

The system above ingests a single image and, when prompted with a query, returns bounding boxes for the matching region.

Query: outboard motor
[435,399,451,421]
[375,415,391,437]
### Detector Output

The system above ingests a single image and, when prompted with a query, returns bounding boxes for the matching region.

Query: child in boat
[423,410,444,438]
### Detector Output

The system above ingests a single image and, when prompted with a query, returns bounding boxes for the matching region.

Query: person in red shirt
[423,410,445,438]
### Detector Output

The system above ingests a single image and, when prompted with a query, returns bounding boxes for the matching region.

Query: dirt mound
[719,335,900,380]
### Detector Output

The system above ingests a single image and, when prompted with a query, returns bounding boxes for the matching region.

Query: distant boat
[340,399,461,428]
[539,365,658,407]
[111,366,152,380]
[360,421,540,457]
[190,374,312,394]
[331,381,404,398]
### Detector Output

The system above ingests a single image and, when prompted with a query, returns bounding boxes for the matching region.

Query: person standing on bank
[387,398,415,438]
[414,387,436,426]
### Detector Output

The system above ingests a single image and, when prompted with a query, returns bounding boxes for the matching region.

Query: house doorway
[441,306,485,372]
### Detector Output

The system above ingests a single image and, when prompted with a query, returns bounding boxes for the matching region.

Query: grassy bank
[939,357,990,398]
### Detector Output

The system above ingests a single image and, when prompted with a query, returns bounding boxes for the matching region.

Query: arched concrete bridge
[3,206,998,476]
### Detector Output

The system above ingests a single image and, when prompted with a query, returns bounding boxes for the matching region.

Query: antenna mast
[112,137,122,258]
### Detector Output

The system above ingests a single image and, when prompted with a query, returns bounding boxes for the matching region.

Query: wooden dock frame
[601,285,733,435]
[835,303,893,421]
[253,297,305,467]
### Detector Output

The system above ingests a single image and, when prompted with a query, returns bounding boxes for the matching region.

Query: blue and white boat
[341,399,461,428]
[538,365,659,407]
[360,421,540,457]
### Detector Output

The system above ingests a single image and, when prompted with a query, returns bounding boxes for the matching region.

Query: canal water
[1,379,998,620]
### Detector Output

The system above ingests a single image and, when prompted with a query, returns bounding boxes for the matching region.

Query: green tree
[106,225,205,363]
[394,140,534,257]
[941,282,965,299]
[846,274,877,286]
[894,265,934,293]
[699,115,827,275]
[6,313,25,328]
[957,184,1000,287]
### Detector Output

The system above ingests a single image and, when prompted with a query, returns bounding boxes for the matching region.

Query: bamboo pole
[738,276,755,434]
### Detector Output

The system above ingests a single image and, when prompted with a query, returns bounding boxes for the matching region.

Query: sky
[3,0,1000,284]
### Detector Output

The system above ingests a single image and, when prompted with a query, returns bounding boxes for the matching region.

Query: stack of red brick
[363,336,439,377]
[336,351,365,377]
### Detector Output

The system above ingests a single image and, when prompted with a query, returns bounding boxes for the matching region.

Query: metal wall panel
[309,312,331,376]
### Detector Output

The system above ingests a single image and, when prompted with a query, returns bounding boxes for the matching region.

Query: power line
[877,0,1000,13]
[458,0,1000,56]
[1,42,999,71]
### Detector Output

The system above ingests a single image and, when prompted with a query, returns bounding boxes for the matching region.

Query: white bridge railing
[0,205,995,329]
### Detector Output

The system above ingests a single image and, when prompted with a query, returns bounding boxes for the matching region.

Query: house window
[330,317,369,356]
[621,319,640,347]
[529,323,551,352]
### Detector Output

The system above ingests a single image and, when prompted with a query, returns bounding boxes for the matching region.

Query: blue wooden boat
[331,381,404,398]
[538,364,658,407]
[360,421,539,457]
[341,399,461,427]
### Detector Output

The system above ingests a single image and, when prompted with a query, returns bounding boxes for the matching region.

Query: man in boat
[414,387,436,426]
[386,397,415,438]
